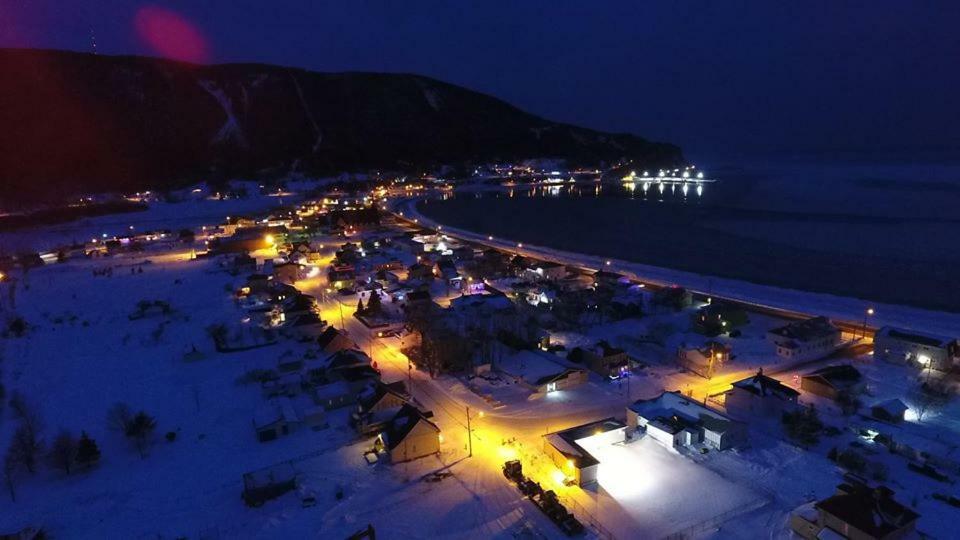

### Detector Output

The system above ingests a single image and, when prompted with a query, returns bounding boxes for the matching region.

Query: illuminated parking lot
[574,430,765,538]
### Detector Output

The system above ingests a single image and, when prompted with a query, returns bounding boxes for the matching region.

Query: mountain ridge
[0,48,683,204]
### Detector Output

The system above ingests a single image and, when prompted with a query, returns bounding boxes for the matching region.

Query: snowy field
[0,251,566,539]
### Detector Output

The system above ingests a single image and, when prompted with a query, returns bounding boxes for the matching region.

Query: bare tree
[3,449,17,502]
[911,378,952,422]
[48,430,78,475]
[106,402,133,432]
[9,391,42,432]
[125,412,157,459]
[8,424,44,474]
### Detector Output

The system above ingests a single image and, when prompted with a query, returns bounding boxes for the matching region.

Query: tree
[75,431,101,469]
[48,430,78,475]
[205,324,228,349]
[3,449,17,502]
[106,402,133,433]
[125,411,157,459]
[911,378,952,422]
[366,292,382,315]
[356,297,365,316]
[782,405,823,447]
[8,424,44,473]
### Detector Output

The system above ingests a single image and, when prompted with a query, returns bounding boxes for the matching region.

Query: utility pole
[466,406,473,458]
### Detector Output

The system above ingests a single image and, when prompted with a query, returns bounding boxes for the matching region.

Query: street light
[862,308,874,339]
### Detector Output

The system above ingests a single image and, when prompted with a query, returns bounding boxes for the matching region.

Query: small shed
[871,399,909,424]
[242,464,298,507]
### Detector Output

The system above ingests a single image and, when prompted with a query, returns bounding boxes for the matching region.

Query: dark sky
[3,1,958,160]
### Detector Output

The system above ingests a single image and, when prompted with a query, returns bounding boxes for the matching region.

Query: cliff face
[0,48,683,203]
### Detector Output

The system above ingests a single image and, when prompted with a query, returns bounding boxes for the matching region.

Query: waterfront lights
[517,243,523,249]
[697,172,704,179]
[264,234,275,245]
[488,235,493,241]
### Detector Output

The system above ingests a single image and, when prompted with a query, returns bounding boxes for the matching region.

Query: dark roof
[816,483,919,537]
[879,326,954,348]
[406,290,432,302]
[360,381,409,412]
[316,327,343,348]
[804,364,862,387]
[769,316,839,342]
[732,373,800,399]
[383,404,439,450]
[534,368,584,387]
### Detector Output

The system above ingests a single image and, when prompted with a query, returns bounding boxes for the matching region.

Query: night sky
[3,1,958,160]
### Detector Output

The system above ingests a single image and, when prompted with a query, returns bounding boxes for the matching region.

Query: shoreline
[392,196,960,337]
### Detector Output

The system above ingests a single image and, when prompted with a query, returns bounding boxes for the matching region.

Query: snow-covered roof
[630,391,737,433]
[497,350,577,385]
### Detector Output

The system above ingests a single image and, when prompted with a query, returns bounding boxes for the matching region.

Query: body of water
[418,159,960,313]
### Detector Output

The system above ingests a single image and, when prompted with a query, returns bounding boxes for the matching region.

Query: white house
[874,326,959,372]
[767,316,841,362]
[627,391,746,451]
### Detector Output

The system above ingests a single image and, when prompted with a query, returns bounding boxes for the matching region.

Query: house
[253,398,300,442]
[357,381,410,415]
[790,481,919,540]
[874,326,960,372]
[801,364,864,401]
[543,418,625,486]
[242,463,298,507]
[677,341,731,379]
[262,372,304,398]
[273,261,305,284]
[448,293,521,338]
[652,286,693,310]
[378,404,441,463]
[312,380,356,410]
[526,261,568,281]
[317,326,356,355]
[871,399,909,424]
[692,302,749,335]
[768,316,841,362]
[627,391,746,451]
[534,368,589,394]
[407,262,434,281]
[434,257,460,281]
[593,270,626,289]
[724,369,800,420]
[581,342,633,378]
[352,381,411,433]
[285,313,327,340]
[280,294,318,320]
[327,264,356,287]
[497,349,587,393]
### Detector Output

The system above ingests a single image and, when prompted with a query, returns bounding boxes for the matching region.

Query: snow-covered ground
[0,184,299,253]
[0,249,567,539]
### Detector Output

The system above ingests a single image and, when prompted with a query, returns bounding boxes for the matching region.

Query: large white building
[627,391,746,452]
[874,326,959,372]
[767,316,841,362]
